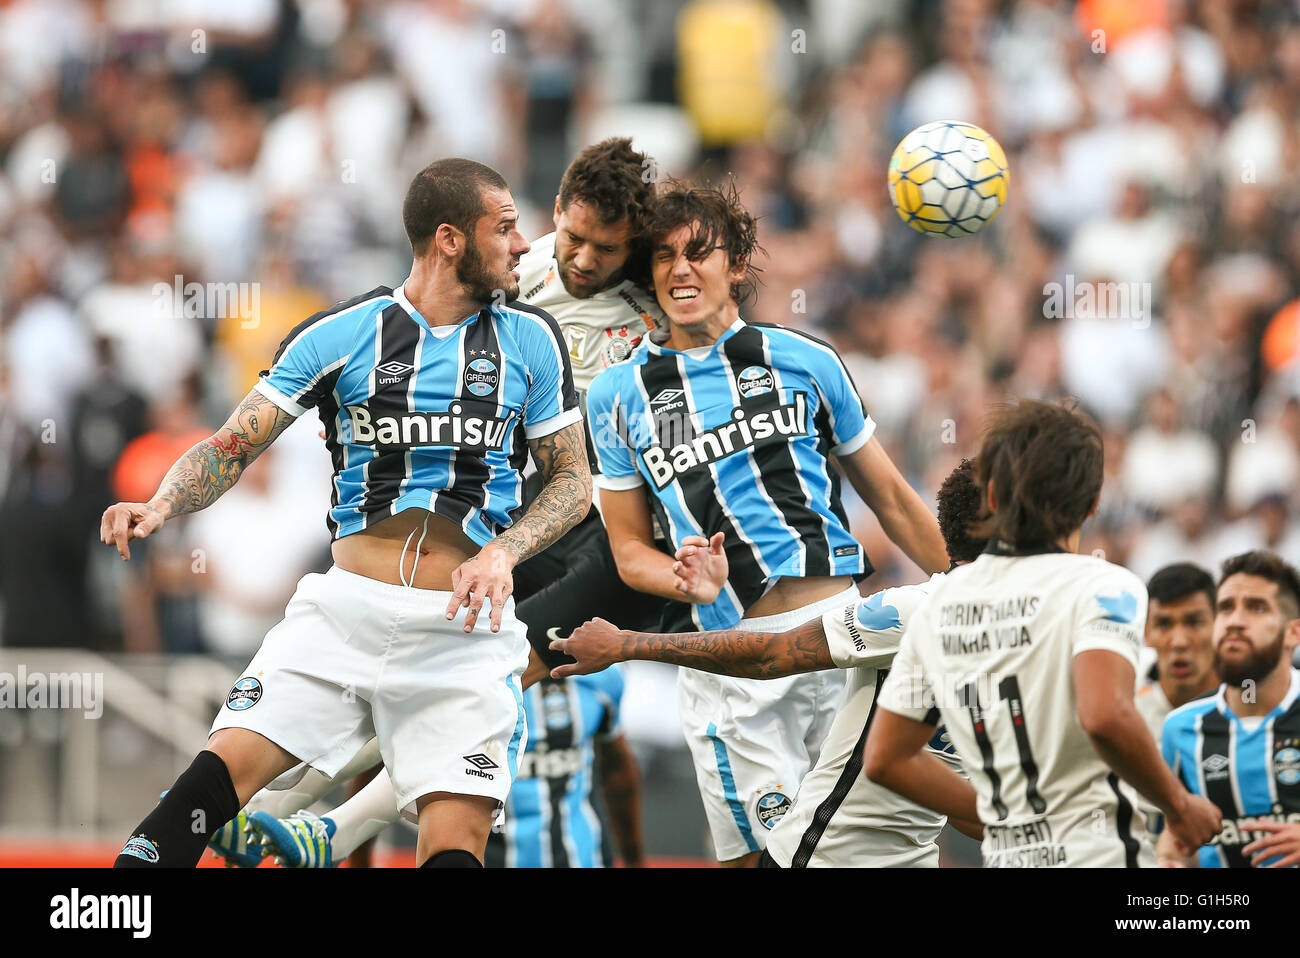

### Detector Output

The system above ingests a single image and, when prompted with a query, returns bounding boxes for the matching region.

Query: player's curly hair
[937,458,986,564]
[647,178,763,305]
[558,138,658,285]
[558,138,657,232]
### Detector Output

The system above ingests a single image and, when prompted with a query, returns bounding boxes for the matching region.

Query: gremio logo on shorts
[755,791,792,829]
[348,402,509,450]
[226,677,262,711]
[639,393,807,490]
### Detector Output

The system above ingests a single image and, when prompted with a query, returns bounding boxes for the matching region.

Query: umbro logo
[376,361,414,386]
[464,753,499,780]
[651,389,685,413]
[1202,753,1230,779]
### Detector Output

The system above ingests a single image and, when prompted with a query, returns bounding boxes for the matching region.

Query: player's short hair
[558,138,657,233]
[403,158,508,256]
[648,178,761,304]
[937,458,986,563]
[1147,563,1216,611]
[970,399,1102,547]
[1218,550,1300,620]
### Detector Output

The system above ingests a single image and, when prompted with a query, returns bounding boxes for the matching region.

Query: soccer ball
[887,120,1009,237]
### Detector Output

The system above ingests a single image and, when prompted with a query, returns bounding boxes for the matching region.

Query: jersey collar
[393,278,484,332]
[1214,669,1300,722]
[646,316,746,359]
[982,539,1068,557]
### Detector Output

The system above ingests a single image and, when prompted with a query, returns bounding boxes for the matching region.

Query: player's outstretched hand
[549,617,622,678]
[100,502,166,560]
[673,532,727,604]
[1165,792,1222,856]
[446,544,515,634]
[1241,820,1300,867]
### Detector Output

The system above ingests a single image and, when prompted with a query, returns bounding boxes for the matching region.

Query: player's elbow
[1076,701,1126,742]
[605,539,641,590]
[861,737,896,787]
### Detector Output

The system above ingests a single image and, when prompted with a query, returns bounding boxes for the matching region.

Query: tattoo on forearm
[151,391,296,519]
[495,421,592,562]
[624,619,832,679]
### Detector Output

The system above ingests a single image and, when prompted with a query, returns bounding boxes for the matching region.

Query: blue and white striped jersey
[1161,671,1300,868]
[486,668,625,868]
[255,283,579,546]
[586,319,875,630]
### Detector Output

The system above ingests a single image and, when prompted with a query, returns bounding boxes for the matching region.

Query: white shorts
[678,587,854,861]
[210,566,529,821]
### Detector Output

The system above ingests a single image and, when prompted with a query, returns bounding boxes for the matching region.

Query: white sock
[327,766,401,860]
[245,738,384,819]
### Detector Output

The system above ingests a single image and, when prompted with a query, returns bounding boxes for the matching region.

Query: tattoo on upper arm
[152,390,296,518]
[494,421,592,562]
[636,619,833,679]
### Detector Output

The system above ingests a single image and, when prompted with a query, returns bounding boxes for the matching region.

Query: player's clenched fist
[446,543,516,634]
[1165,792,1222,855]
[549,617,622,677]
[100,502,167,560]
[673,532,728,604]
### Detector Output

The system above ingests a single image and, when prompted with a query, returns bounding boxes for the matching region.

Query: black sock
[114,750,240,867]
[421,849,483,868]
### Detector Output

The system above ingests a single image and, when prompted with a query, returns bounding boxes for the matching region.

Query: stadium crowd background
[2,0,1299,860]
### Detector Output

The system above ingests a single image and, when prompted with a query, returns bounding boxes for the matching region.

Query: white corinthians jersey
[878,546,1155,867]
[516,232,664,393]
[766,573,963,867]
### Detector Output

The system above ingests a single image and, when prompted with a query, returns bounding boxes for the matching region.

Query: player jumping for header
[584,180,948,866]
[104,158,591,868]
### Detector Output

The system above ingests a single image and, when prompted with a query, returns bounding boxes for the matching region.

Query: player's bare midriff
[331,508,478,591]
[744,574,853,620]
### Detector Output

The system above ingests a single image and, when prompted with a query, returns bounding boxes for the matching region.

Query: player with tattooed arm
[553,459,985,866]
[104,158,591,869]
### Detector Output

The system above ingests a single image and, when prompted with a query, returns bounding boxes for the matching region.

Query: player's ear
[433,222,464,260]
[1087,493,1101,519]
[1284,614,1300,653]
[553,195,563,227]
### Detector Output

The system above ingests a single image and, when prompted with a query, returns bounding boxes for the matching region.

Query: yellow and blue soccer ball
[887,120,1009,237]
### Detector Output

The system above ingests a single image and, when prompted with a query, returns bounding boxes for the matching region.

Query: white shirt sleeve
[876,614,938,724]
[1072,562,1148,671]
[820,582,932,670]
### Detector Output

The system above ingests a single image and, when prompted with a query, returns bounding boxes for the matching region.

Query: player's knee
[205,730,298,805]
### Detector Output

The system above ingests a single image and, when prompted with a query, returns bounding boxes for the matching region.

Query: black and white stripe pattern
[360,304,422,527]
[789,671,889,868]
[1197,708,1241,867]
[633,353,754,630]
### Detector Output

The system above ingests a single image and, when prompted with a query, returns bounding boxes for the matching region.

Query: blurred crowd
[1,0,1299,657]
